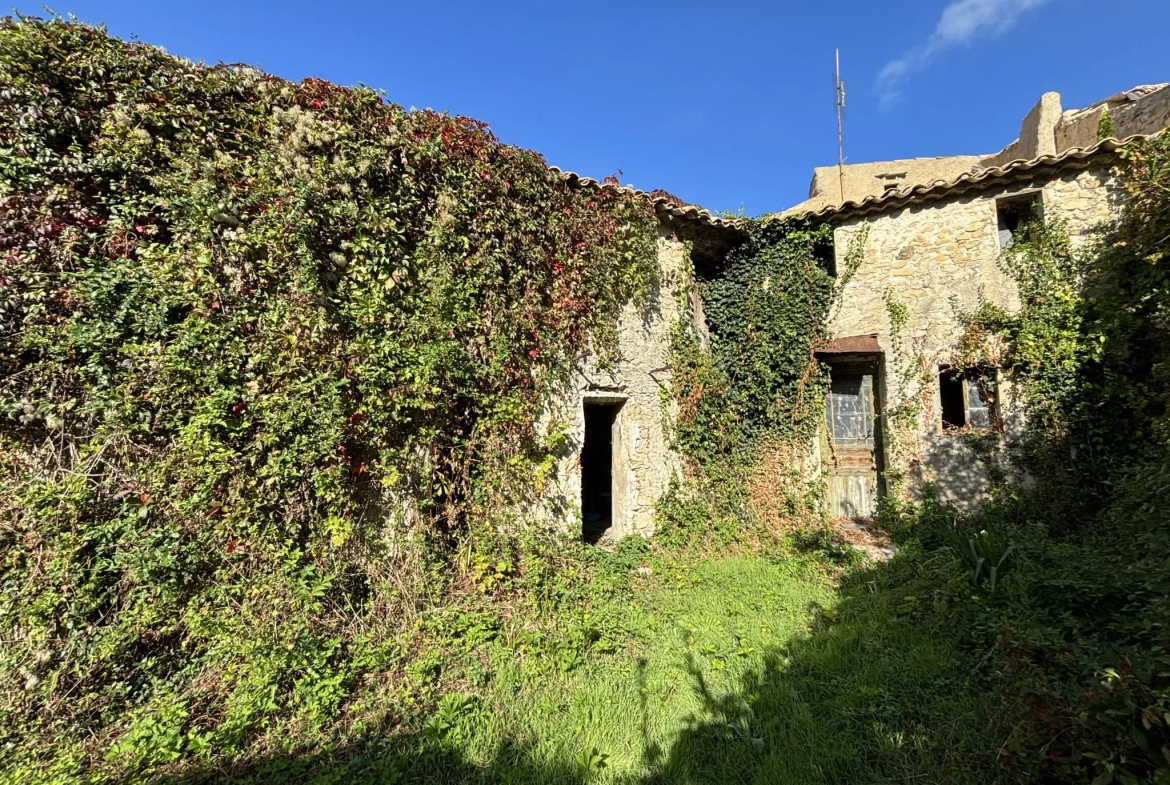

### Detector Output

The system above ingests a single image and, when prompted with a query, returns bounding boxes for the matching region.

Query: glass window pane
[826,374,874,446]
[966,375,992,429]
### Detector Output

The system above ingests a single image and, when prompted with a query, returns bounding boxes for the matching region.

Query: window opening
[939,367,966,430]
[826,374,874,446]
[966,368,997,430]
[940,366,998,431]
[996,192,1042,248]
[581,402,621,544]
[812,234,836,277]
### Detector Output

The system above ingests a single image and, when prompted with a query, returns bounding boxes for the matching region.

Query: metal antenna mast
[835,49,846,204]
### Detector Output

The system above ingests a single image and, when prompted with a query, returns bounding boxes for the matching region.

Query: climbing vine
[0,16,657,775]
[942,131,1170,782]
[659,218,835,540]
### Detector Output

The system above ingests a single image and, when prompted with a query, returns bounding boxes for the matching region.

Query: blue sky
[28,0,1170,215]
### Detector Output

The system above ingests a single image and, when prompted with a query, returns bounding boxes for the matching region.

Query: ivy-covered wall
[829,162,1125,504]
[536,227,699,539]
[656,219,836,543]
[0,17,665,766]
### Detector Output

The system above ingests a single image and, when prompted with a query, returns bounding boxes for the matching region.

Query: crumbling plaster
[830,163,1123,505]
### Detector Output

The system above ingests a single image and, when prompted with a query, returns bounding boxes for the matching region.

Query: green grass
[466,556,834,781]
[177,550,1007,785]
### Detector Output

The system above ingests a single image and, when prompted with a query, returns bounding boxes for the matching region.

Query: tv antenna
[835,49,846,204]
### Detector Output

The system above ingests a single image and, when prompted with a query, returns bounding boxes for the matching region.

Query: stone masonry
[539,82,1164,537]
[830,163,1124,504]
[790,84,1169,217]
[538,226,691,540]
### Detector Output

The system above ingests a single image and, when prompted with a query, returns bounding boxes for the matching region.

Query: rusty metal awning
[816,334,881,355]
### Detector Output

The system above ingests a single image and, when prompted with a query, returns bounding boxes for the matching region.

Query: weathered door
[825,372,878,519]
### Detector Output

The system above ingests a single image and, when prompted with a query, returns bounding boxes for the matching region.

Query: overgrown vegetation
[657,125,1170,783]
[883,131,1170,782]
[4,14,1170,785]
[0,16,657,780]
[657,220,836,545]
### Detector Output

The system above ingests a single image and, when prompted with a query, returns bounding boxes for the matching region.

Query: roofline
[548,166,746,232]
[788,133,1159,223]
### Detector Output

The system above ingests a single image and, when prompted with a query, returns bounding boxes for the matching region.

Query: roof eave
[548,166,746,232]
[790,134,1156,224]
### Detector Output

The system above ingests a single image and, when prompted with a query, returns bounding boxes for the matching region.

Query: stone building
[546,84,1169,541]
[791,83,1170,215]
[791,85,1169,516]
[540,173,743,542]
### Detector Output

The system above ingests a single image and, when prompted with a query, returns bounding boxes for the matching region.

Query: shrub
[0,15,656,776]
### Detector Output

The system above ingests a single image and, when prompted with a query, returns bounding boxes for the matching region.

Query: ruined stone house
[791,83,1169,517]
[538,173,743,543]
[549,84,1170,541]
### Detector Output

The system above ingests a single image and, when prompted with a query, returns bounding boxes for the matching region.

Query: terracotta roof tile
[788,133,1161,222]
[548,166,745,231]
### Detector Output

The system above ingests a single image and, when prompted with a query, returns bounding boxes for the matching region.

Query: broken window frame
[826,373,876,447]
[938,365,1001,434]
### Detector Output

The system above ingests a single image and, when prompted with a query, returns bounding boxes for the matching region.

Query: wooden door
[825,372,878,519]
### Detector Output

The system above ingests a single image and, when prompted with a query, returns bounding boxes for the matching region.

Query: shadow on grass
[152,732,589,785]
[641,559,1004,785]
[147,559,1001,785]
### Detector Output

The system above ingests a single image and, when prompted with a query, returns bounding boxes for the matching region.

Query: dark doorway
[939,367,967,430]
[581,402,620,544]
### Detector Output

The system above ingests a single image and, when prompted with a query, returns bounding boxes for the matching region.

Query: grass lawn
[204,550,1003,785]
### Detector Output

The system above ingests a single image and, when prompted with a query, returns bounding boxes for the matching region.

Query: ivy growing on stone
[943,131,1170,781]
[0,16,657,773]
[659,219,835,541]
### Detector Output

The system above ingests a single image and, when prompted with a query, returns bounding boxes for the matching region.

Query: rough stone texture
[1056,105,1109,152]
[1110,83,1170,139]
[533,84,1165,536]
[787,86,1166,221]
[980,92,1062,169]
[1056,84,1170,153]
[982,84,1170,171]
[787,156,983,216]
[538,226,689,539]
[1022,92,1062,159]
[829,162,1124,505]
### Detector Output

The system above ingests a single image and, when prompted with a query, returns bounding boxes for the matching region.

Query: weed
[574,747,609,778]
[941,517,1016,592]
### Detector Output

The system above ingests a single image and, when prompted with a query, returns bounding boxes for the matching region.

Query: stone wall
[829,162,1123,505]
[1111,83,1170,140]
[982,92,1064,170]
[1056,83,1170,152]
[787,156,983,216]
[1055,105,1109,153]
[538,226,690,540]
[986,84,1170,170]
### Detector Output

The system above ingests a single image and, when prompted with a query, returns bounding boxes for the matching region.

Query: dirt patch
[832,519,898,562]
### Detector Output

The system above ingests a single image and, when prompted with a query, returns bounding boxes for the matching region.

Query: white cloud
[876,0,1054,106]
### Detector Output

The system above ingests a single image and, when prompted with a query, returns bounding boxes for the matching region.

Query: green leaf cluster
[922,130,1170,782]
[0,15,656,776]
[659,219,835,541]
